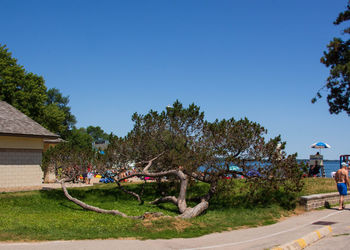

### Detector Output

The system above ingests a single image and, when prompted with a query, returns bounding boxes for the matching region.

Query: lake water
[323,161,341,177]
[201,160,341,178]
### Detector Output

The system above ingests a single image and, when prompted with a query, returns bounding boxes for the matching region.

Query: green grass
[0,178,335,241]
[301,178,337,195]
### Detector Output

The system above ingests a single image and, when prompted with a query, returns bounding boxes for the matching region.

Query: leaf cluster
[0,44,76,137]
[314,4,350,115]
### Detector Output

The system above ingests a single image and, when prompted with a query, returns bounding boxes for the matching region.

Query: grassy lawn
[301,178,337,195]
[0,178,338,241]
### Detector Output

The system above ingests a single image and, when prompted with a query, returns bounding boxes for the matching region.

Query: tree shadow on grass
[38,184,173,214]
[154,204,179,214]
[39,185,140,201]
[58,202,85,211]
[39,189,66,201]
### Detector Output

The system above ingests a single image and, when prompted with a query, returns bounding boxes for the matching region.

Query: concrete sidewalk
[1,206,350,250]
[0,183,95,193]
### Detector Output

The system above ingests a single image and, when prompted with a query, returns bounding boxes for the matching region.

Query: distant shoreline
[298,159,339,162]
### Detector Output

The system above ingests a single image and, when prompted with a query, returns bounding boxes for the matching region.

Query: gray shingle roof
[0,101,59,139]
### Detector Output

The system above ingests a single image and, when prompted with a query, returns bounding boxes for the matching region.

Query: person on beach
[87,171,93,184]
[86,164,93,184]
[334,162,350,210]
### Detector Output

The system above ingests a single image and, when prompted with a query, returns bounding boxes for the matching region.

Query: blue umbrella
[310,142,331,149]
[310,142,331,154]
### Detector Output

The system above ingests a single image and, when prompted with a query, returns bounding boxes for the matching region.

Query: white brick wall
[0,149,44,188]
[0,165,43,188]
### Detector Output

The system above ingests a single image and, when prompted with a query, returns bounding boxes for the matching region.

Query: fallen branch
[60,179,165,219]
[116,179,144,204]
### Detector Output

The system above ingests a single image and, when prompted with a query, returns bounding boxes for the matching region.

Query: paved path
[306,234,350,250]
[1,207,350,250]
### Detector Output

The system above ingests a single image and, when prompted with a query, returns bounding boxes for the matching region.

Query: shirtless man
[334,162,350,210]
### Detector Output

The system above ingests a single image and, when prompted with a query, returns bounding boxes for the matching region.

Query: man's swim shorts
[337,183,348,196]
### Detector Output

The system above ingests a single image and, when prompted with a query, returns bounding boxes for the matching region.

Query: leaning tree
[44,100,304,219]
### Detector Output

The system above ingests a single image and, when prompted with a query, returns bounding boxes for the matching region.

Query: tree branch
[60,179,131,217]
[149,196,178,205]
[59,179,166,220]
[143,152,165,172]
[116,180,143,204]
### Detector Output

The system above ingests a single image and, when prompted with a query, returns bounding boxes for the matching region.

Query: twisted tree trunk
[178,181,217,219]
[60,153,216,219]
[178,200,209,219]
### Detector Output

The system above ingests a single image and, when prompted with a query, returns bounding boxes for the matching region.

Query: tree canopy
[45,88,77,138]
[0,44,76,137]
[45,100,305,219]
[0,44,47,122]
[313,4,350,115]
[86,125,109,142]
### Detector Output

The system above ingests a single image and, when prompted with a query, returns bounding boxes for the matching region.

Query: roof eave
[0,132,59,139]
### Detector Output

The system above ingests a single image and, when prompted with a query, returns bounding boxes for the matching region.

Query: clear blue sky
[1,0,349,159]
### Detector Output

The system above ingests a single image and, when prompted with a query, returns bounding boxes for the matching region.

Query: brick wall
[300,192,350,210]
[0,165,43,188]
[0,148,42,165]
[0,149,43,188]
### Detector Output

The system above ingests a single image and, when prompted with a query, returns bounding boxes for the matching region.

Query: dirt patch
[233,225,251,230]
[292,206,307,216]
[172,219,192,232]
[141,214,165,228]
[197,222,206,228]
[114,237,138,240]
[140,217,193,232]
[277,206,306,222]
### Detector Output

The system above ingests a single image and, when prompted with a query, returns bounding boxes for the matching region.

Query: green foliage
[0,45,47,121]
[66,127,94,150]
[44,100,304,213]
[201,120,305,210]
[243,155,305,210]
[126,100,205,172]
[213,175,304,210]
[313,4,350,115]
[0,44,76,136]
[106,100,304,210]
[42,138,96,177]
[87,125,109,142]
[42,125,112,177]
[46,88,77,138]
[42,104,66,135]
[42,127,95,174]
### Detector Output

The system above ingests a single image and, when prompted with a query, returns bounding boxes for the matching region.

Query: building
[0,101,59,191]
[92,139,109,154]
